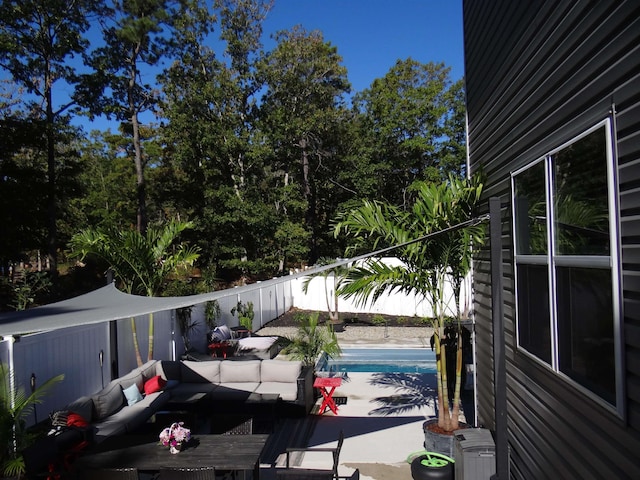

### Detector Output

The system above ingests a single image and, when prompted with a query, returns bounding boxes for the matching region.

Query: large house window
[512,121,621,411]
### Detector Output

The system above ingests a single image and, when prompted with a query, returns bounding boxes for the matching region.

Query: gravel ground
[256,325,435,346]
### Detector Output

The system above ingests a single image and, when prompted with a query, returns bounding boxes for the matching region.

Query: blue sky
[79,1,464,132]
[263,0,465,93]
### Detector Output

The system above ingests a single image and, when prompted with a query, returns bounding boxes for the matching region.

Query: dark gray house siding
[464,1,640,478]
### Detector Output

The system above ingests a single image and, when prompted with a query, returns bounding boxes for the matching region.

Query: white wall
[291,258,471,319]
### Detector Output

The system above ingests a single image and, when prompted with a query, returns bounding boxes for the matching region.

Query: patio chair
[157,466,216,480]
[276,430,344,480]
[77,467,139,480]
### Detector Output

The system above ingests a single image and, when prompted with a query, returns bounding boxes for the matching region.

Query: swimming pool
[318,348,437,374]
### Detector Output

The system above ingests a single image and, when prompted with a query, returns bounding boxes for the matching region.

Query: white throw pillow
[123,383,143,406]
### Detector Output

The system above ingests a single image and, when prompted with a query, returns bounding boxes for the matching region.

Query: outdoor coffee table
[313,377,342,415]
[74,434,269,479]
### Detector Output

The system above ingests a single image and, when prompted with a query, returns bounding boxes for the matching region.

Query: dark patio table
[74,434,269,479]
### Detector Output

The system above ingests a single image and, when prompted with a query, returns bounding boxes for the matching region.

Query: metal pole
[490,197,509,479]
[99,350,104,389]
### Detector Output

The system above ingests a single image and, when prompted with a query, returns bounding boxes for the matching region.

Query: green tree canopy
[0,0,100,273]
[351,60,465,206]
[259,26,351,263]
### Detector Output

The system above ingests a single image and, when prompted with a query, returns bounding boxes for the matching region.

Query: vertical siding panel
[464,0,640,477]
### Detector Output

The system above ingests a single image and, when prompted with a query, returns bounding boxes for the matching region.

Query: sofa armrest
[296,365,314,413]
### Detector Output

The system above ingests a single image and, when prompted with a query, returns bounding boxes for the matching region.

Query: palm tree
[283,312,341,369]
[69,219,200,365]
[301,257,350,324]
[333,174,485,432]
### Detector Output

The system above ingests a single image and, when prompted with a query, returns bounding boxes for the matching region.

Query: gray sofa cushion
[138,359,160,383]
[260,360,302,383]
[92,413,127,441]
[220,360,260,383]
[66,395,94,422]
[117,369,143,392]
[170,382,217,399]
[157,360,181,381]
[181,360,221,383]
[93,390,170,443]
[92,382,125,420]
[255,382,298,401]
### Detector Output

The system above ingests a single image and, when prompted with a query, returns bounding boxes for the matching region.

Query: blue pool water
[318,348,437,374]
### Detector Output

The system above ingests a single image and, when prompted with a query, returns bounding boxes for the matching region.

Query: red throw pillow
[144,375,167,395]
[66,412,89,428]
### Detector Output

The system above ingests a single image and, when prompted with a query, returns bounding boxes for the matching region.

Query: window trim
[510,118,624,417]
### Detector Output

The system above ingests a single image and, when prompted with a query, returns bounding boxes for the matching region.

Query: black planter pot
[329,320,345,332]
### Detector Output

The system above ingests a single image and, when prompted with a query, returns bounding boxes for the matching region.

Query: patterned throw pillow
[50,410,68,427]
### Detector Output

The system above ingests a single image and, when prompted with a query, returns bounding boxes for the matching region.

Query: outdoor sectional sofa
[63,358,314,444]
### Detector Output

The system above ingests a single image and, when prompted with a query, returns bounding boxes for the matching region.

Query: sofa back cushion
[260,360,302,383]
[181,360,221,383]
[117,369,143,393]
[157,360,181,382]
[92,382,125,420]
[220,360,261,383]
[138,360,159,383]
[65,395,94,422]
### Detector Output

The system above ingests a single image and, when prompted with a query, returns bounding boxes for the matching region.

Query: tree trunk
[45,73,57,275]
[434,330,446,429]
[450,332,463,431]
[130,318,144,367]
[440,341,452,431]
[129,55,146,234]
[147,312,154,361]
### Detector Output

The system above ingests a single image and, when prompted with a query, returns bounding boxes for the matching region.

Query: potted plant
[282,312,341,371]
[334,174,485,454]
[231,300,254,335]
[176,306,197,353]
[0,363,64,478]
[204,300,221,344]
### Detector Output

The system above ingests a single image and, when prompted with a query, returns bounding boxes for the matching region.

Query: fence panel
[7,323,109,427]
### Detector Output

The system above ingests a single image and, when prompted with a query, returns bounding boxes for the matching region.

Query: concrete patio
[256,326,472,480]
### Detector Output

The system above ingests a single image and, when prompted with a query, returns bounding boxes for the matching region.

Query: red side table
[313,377,342,415]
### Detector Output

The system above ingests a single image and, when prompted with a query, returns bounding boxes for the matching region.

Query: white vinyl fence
[290,258,472,319]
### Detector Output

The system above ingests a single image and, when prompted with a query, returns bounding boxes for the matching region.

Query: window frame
[510,119,624,417]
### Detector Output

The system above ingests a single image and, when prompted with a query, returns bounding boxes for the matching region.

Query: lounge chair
[276,430,344,480]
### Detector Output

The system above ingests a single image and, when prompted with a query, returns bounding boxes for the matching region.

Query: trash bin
[406,451,455,480]
[453,428,496,480]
